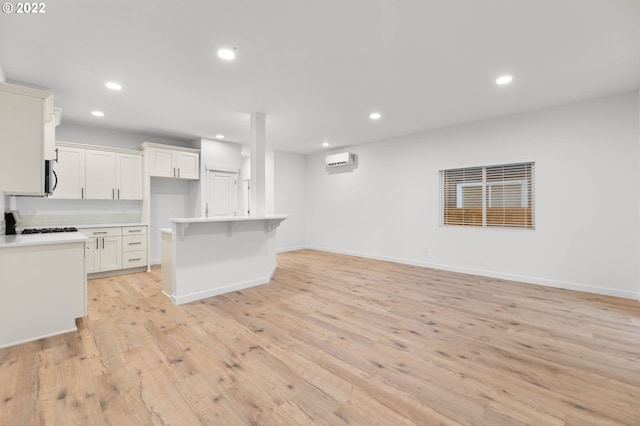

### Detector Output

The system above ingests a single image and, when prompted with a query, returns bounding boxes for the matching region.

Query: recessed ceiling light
[322,142,330,147]
[216,134,225,139]
[91,111,105,117]
[105,81,122,91]
[217,48,236,60]
[496,75,513,85]
[369,112,381,120]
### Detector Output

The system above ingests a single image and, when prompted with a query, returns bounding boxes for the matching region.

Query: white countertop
[169,215,289,224]
[0,232,88,249]
[17,223,148,233]
[75,223,148,229]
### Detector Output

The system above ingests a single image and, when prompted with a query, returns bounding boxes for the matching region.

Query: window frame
[440,162,535,230]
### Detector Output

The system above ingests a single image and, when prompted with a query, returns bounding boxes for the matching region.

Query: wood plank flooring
[1,249,640,425]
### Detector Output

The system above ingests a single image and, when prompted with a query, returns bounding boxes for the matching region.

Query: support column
[250,112,266,217]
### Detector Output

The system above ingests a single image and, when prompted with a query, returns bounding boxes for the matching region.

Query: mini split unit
[325,152,355,168]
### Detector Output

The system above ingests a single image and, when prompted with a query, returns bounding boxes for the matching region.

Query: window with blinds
[441,162,534,229]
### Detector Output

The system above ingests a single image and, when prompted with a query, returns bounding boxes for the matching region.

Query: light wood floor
[1,249,640,425]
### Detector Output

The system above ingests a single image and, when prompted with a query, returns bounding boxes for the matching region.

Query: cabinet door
[50,146,85,199]
[100,236,122,272]
[116,153,143,200]
[85,238,100,274]
[149,148,175,178]
[176,152,199,179]
[85,150,116,199]
[0,87,45,195]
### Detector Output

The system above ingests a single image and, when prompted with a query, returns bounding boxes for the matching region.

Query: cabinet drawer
[80,227,122,238]
[123,250,146,268]
[123,226,147,235]
[123,235,147,252]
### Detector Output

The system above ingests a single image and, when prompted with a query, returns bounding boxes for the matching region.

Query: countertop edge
[0,232,89,249]
[169,215,289,224]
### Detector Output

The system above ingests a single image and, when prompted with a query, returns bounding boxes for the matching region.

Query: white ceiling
[1,0,639,154]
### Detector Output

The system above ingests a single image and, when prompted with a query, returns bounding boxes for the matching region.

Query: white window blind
[441,162,534,229]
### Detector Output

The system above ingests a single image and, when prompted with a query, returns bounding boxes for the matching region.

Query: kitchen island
[161,215,288,305]
[0,232,87,348]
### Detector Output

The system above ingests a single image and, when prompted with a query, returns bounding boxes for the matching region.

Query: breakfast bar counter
[161,215,288,305]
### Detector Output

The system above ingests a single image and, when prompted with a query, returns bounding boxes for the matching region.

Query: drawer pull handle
[128,258,142,262]
[93,231,107,235]
[128,242,142,245]
[128,230,141,233]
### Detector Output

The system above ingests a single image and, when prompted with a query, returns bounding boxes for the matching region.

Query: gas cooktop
[21,227,78,234]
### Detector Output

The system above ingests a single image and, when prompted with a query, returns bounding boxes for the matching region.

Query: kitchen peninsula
[0,232,87,348]
[160,215,288,305]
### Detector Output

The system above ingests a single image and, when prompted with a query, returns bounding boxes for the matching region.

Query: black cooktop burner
[22,227,78,234]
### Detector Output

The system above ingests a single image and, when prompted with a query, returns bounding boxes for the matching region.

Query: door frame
[204,164,240,218]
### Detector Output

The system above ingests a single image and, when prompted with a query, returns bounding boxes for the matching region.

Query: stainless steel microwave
[44,160,57,196]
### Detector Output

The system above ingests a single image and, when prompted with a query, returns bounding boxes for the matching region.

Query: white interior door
[206,170,238,217]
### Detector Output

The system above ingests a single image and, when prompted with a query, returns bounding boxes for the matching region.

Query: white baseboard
[304,245,640,301]
[172,265,279,305]
[277,245,306,253]
[88,266,147,279]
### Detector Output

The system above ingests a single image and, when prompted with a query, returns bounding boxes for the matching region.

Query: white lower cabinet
[122,229,148,269]
[81,225,147,275]
[82,227,122,273]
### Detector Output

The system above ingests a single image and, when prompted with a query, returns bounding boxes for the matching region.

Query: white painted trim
[438,159,536,172]
[56,141,142,156]
[138,141,200,154]
[277,245,306,253]
[304,245,640,300]
[172,264,278,305]
[205,163,240,173]
[0,326,78,350]
[87,266,147,279]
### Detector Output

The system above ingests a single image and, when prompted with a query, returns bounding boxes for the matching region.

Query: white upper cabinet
[142,143,200,180]
[0,82,57,196]
[85,149,116,199]
[148,148,175,178]
[50,146,85,199]
[175,151,199,179]
[116,153,143,200]
[52,143,143,200]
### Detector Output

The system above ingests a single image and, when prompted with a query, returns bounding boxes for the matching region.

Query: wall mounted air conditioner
[325,152,355,168]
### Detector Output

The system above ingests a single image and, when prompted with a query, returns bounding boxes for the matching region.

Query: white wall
[0,63,6,225]
[266,151,275,214]
[305,91,640,299]
[149,179,192,263]
[274,151,306,252]
[57,123,190,151]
